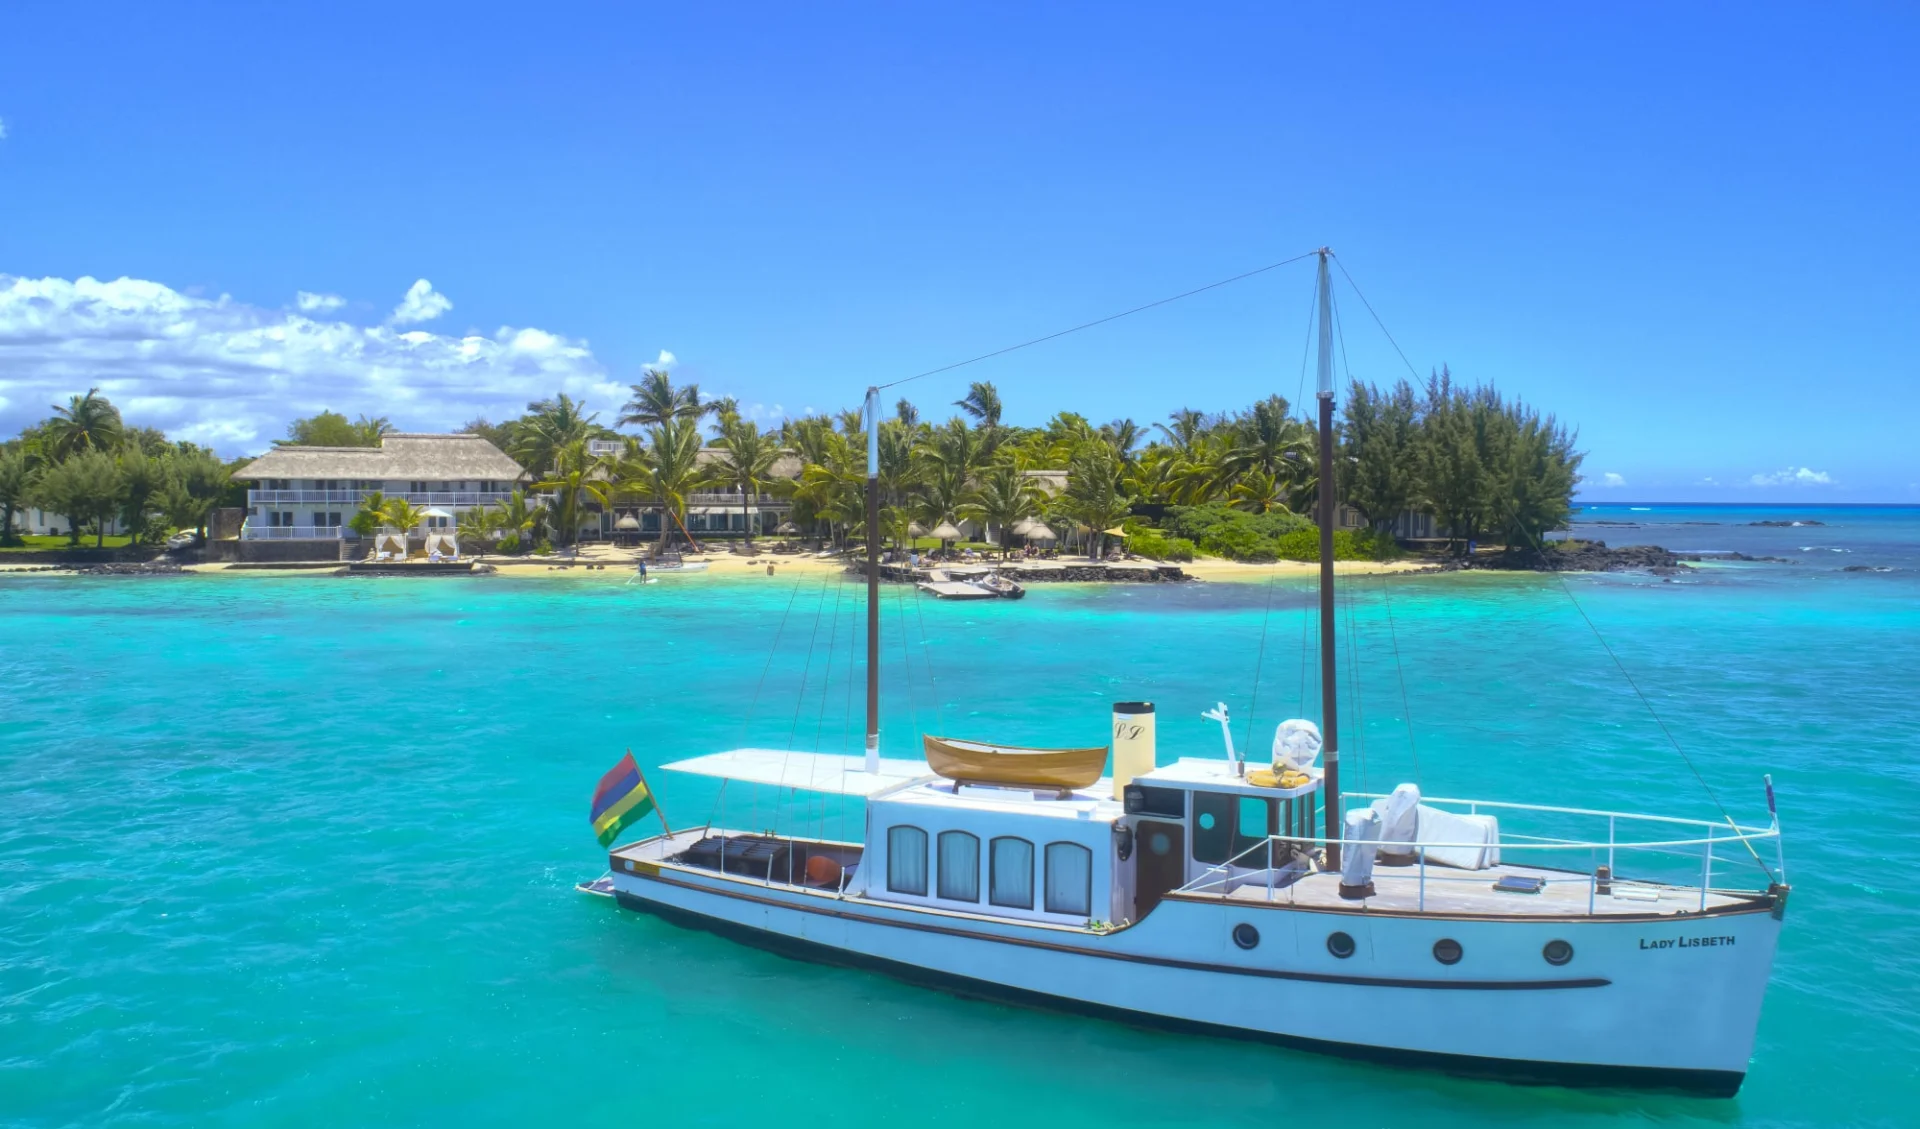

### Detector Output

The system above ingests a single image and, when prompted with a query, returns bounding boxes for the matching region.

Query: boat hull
[923,735,1111,789]
[609,860,1778,1095]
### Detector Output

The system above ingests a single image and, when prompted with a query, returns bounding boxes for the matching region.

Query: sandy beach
[7,543,1436,582]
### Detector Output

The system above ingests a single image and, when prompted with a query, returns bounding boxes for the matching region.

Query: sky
[1,3,1915,501]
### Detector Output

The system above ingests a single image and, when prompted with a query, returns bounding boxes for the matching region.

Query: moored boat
[588,249,1787,1095]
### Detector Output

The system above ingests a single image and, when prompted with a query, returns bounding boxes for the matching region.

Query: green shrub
[1273,527,1366,561]
[534,538,553,556]
[1199,522,1277,562]
[497,533,522,554]
[1161,536,1196,562]
[1126,530,1197,563]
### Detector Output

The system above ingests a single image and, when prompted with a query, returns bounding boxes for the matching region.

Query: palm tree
[711,416,783,547]
[380,498,433,538]
[616,419,711,551]
[1218,396,1315,506]
[457,505,504,548]
[1228,467,1291,515]
[962,463,1042,546]
[1154,408,1209,454]
[46,388,124,460]
[1061,444,1132,560]
[619,368,705,429]
[509,393,599,478]
[490,489,545,550]
[533,441,611,549]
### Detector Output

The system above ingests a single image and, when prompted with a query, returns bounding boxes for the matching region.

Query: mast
[1314,249,1342,870]
[864,385,882,774]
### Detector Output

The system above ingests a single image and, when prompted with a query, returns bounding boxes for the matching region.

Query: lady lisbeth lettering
[1640,935,1737,950]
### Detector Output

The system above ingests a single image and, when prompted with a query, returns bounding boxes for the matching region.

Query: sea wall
[863,562,1188,583]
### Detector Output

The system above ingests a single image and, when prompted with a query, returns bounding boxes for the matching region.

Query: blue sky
[1,3,1915,500]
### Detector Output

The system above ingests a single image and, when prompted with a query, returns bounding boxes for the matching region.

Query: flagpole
[629,748,674,838]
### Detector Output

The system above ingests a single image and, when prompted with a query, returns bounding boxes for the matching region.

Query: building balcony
[247,490,518,507]
[242,525,347,541]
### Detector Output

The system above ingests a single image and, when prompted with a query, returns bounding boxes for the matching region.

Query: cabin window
[1123,784,1185,818]
[1043,842,1092,916]
[989,837,1034,910]
[937,831,980,902]
[886,826,927,896]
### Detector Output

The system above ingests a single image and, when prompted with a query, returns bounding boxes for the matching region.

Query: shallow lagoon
[4,510,1917,1127]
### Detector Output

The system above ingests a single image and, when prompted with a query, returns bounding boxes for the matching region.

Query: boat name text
[1639,935,1736,951]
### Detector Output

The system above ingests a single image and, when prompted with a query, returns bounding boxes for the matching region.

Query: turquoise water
[4,506,1918,1127]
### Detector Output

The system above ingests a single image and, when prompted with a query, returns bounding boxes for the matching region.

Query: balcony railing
[247,490,517,506]
[684,493,791,507]
[243,525,347,541]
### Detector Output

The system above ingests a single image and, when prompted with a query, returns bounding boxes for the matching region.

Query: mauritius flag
[590,751,657,847]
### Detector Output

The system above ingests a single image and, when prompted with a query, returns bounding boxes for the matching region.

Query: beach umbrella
[1011,518,1035,535]
[930,520,963,541]
[908,521,929,538]
[775,520,799,534]
[1024,522,1057,542]
[616,514,641,531]
[422,507,454,519]
[1103,526,1128,537]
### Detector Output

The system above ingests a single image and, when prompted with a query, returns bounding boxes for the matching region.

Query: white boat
[915,569,997,600]
[594,250,1787,1095]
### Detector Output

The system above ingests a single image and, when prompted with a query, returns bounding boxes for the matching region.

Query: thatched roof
[694,447,804,480]
[235,434,527,482]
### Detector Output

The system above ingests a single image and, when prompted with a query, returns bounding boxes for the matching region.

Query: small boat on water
[977,572,1026,599]
[643,552,709,574]
[922,735,1109,789]
[915,569,997,600]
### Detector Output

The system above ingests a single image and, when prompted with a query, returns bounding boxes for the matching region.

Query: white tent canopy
[662,749,933,797]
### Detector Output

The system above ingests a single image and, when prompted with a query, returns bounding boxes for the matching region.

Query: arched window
[887,825,928,896]
[1044,841,1092,916]
[989,837,1034,910]
[938,831,980,902]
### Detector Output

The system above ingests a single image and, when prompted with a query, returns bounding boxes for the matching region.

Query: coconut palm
[46,388,124,461]
[619,368,705,429]
[509,393,599,477]
[1060,443,1132,559]
[616,419,712,550]
[380,498,433,537]
[711,416,783,547]
[533,441,611,549]
[961,462,1043,547]
[490,489,545,550]
[1228,467,1291,515]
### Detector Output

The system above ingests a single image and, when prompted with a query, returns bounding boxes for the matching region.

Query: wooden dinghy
[923,735,1109,789]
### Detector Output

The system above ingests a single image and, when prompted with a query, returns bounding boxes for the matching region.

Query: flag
[590,752,657,847]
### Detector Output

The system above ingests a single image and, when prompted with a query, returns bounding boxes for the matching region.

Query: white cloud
[1698,476,1720,486]
[296,291,345,313]
[389,278,452,325]
[0,273,609,455]
[1749,467,1834,487]
[654,349,677,368]
[1599,472,1626,488]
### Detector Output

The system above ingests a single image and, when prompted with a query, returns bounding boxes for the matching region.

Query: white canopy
[421,507,454,519]
[661,748,933,797]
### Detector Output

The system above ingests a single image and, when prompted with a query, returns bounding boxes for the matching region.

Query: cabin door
[1132,820,1186,920]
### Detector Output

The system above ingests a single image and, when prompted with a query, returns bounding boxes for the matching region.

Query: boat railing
[1177,795,1782,915]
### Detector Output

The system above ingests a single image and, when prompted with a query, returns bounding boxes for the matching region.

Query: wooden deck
[1213,862,1757,918]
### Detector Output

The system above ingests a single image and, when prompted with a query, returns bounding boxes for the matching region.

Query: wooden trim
[629,868,1611,992]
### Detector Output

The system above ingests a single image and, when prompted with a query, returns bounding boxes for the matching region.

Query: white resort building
[230,433,526,560]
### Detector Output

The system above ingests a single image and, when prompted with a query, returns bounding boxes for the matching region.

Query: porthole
[1198,812,1217,831]
[1326,931,1356,959]
[1232,923,1260,950]
[1433,938,1463,965]
[1543,939,1574,966]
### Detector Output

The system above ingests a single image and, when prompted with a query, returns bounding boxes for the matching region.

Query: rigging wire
[1554,575,1770,875]
[713,574,812,833]
[1378,576,1423,791]
[878,251,1320,391]
[1330,252,1424,383]
[1242,556,1284,757]
[909,580,947,736]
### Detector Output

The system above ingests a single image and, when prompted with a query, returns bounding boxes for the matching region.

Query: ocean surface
[3,504,1916,1128]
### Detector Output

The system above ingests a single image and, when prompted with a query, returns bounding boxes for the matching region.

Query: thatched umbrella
[775,520,799,535]
[929,520,963,547]
[1024,522,1057,542]
[615,514,641,531]
[908,521,929,538]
